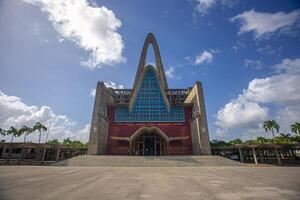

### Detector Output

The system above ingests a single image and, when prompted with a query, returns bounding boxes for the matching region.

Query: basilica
[88,33,211,155]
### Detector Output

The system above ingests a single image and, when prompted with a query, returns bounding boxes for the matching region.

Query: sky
[0,0,300,142]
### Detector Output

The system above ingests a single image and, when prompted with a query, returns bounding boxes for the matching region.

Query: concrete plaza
[0,166,299,200]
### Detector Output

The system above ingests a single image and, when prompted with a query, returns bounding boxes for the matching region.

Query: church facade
[88,33,211,156]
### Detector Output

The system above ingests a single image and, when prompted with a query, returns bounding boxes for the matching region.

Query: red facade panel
[106,105,193,155]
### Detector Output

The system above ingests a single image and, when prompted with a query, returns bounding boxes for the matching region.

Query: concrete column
[18,148,26,165]
[258,149,264,163]
[35,148,41,161]
[6,147,12,164]
[252,147,258,164]
[238,148,244,163]
[129,141,133,156]
[167,141,170,155]
[55,148,61,162]
[41,148,47,165]
[274,148,282,165]
[88,81,114,155]
[184,82,211,155]
[289,150,295,160]
[1,147,6,158]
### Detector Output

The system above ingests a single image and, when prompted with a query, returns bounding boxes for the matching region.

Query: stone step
[54,155,241,167]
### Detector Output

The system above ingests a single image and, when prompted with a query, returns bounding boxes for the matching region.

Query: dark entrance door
[132,133,166,156]
[144,137,155,156]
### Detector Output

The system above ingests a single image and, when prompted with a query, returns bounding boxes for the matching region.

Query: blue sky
[0,0,300,142]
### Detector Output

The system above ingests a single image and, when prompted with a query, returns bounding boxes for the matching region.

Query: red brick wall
[106,105,193,155]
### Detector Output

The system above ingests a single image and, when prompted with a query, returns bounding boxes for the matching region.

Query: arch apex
[133,33,168,89]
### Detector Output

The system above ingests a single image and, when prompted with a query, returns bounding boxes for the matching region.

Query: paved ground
[0,166,299,200]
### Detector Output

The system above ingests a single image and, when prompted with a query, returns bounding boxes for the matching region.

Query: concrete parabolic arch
[129,127,169,144]
[130,33,170,111]
[132,33,168,93]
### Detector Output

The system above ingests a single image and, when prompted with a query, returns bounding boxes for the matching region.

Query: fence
[212,143,300,165]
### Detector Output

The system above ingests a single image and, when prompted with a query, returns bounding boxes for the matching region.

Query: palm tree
[0,128,6,142]
[33,122,47,143]
[0,128,6,137]
[19,125,33,142]
[263,120,280,143]
[6,127,21,143]
[291,122,300,135]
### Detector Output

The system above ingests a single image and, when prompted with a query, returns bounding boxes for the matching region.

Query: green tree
[244,139,255,145]
[228,138,243,145]
[62,138,88,148]
[0,128,6,137]
[210,139,230,147]
[291,135,300,143]
[0,128,6,141]
[291,122,300,135]
[276,133,292,144]
[255,137,269,144]
[47,139,60,145]
[263,120,280,143]
[63,137,72,146]
[6,127,21,142]
[19,125,33,142]
[33,122,47,143]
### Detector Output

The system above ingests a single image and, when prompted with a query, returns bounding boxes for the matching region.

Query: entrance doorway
[132,133,166,156]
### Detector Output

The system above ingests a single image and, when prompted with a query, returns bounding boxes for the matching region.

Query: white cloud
[231,46,238,51]
[244,59,262,70]
[276,105,300,133]
[216,95,269,130]
[230,9,300,39]
[0,91,89,142]
[90,89,96,97]
[21,0,125,69]
[256,44,282,56]
[90,81,124,97]
[194,0,237,16]
[104,81,124,89]
[215,57,300,137]
[244,74,300,105]
[274,58,300,74]
[165,66,175,78]
[194,50,215,65]
[195,0,217,15]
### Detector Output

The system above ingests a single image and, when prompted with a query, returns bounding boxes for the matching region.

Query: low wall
[0,142,87,165]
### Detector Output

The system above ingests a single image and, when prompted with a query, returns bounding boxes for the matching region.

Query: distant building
[88,33,211,155]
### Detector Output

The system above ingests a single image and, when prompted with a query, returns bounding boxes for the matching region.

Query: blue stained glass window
[115,67,185,122]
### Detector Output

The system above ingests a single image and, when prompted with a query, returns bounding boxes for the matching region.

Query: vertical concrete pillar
[184,82,211,155]
[18,148,26,165]
[6,147,12,164]
[238,148,244,163]
[252,147,258,164]
[258,149,264,163]
[274,148,282,165]
[41,148,47,165]
[55,148,61,162]
[167,141,170,155]
[1,147,6,158]
[88,81,114,155]
[289,150,294,160]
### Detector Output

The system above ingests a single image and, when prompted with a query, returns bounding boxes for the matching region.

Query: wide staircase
[54,155,241,167]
